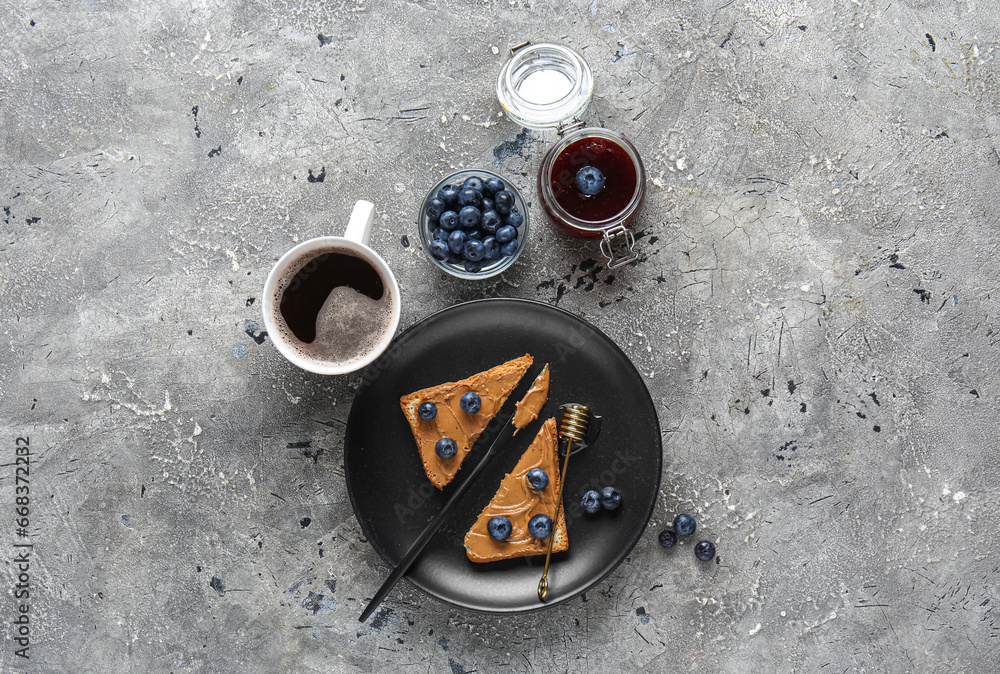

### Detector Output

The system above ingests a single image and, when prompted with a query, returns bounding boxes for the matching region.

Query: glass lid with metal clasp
[496,41,647,269]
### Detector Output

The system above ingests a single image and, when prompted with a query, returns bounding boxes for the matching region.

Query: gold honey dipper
[538,404,592,600]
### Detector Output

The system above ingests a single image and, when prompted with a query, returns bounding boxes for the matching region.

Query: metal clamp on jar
[496,42,647,269]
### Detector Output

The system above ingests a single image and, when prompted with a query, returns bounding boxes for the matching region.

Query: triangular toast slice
[463,417,568,562]
[400,354,533,489]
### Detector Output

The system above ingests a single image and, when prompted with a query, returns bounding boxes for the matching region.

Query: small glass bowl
[417,169,530,280]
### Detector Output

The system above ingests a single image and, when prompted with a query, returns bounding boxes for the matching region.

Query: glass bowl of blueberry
[418,169,530,280]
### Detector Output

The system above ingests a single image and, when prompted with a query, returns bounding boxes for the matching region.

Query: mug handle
[344,200,376,245]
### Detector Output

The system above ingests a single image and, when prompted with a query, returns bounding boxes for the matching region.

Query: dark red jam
[547,136,638,222]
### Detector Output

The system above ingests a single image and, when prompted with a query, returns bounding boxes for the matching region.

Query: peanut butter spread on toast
[399,354,533,490]
[512,363,549,434]
[464,417,568,562]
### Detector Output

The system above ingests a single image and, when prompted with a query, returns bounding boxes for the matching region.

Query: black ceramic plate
[344,298,662,613]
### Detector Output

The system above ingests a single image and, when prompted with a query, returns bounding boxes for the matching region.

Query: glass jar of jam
[497,42,646,268]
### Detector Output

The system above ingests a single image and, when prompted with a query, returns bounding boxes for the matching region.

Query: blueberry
[438,184,460,207]
[658,529,677,548]
[463,239,485,262]
[494,190,514,214]
[580,490,601,515]
[458,205,481,229]
[483,236,500,260]
[448,229,467,254]
[429,239,450,261]
[496,225,516,243]
[575,166,606,195]
[460,391,481,414]
[467,230,483,241]
[480,209,501,234]
[504,209,524,229]
[600,486,622,511]
[481,197,494,212]
[487,515,512,541]
[432,227,447,240]
[447,251,463,265]
[418,402,437,420]
[439,210,459,231]
[463,259,484,273]
[500,239,519,257]
[694,540,716,562]
[526,468,549,491]
[426,197,446,221]
[484,177,506,196]
[673,513,696,537]
[435,437,457,460]
[528,513,553,539]
[462,176,485,192]
[457,188,482,208]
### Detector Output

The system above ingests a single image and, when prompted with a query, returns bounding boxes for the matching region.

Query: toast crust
[463,417,568,562]
[400,354,533,489]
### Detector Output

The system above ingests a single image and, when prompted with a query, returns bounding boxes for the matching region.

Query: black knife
[359,366,540,623]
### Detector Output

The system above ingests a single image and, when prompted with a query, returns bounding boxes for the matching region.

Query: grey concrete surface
[2,0,999,672]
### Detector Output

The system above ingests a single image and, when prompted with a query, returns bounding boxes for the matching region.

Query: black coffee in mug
[272,248,395,368]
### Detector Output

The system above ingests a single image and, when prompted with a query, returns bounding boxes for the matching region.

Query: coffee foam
[269,246,395,369]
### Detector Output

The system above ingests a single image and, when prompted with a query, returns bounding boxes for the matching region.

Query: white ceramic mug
[262,200,401,375]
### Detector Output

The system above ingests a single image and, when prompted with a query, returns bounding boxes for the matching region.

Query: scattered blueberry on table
[674,513,696,537]
[694,540,716,562]
[659,514,718,563]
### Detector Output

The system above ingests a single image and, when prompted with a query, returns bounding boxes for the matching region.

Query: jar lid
[496,42,594,130]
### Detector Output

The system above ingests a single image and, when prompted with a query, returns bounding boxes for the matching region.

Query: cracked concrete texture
[2,0,999,672]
